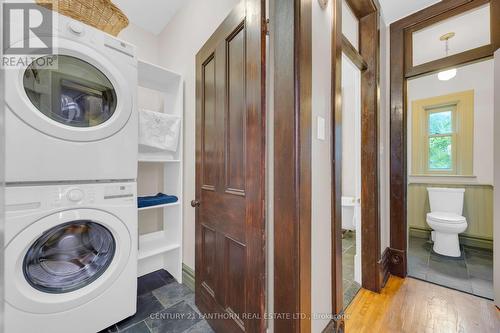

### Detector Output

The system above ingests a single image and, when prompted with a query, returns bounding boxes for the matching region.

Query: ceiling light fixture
[438,32,457,81]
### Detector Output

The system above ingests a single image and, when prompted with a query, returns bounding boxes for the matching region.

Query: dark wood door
[194,1,265,332]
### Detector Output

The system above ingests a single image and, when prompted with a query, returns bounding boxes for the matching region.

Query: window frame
[411,90,474,176]
[424,104,457,174]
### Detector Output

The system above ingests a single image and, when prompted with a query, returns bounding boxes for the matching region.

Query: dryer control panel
[6,182,137,213]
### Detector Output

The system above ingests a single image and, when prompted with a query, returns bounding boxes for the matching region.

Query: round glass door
[23,220,115,294]
[23,55,117,127]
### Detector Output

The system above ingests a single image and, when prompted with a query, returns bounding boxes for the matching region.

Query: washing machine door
[5,37,133,142]
[5,209,132,314]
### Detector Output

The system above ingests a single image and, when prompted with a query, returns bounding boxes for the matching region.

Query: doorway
[341,53,362,308]
[406,58,495,299]
[389,0,499,303]
[330,0,383,327]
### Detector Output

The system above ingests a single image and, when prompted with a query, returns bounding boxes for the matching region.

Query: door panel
[195,1,265,332]
[202,56,218,191]
[226,25,246,194]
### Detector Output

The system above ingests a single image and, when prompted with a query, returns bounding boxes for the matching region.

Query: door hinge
[264,18,270,36]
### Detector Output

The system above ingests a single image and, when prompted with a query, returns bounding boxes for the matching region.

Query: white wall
[342,0,359,50]
[493,49,500,307]
[407,59,495,185]
[379,17,391,254]
[156,0,239,270]
[118,23,160,64]
[311,1,332,331]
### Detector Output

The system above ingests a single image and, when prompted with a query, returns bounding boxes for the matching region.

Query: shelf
[138,157,181,163]
[138,231,180,260]
[138,146,179,163]
[138,202,180,211]
[138,60,181,92]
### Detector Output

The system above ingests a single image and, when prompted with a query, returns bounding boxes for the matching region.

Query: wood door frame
[389,0,500,277]
[329,0,382,330]
[272,0,312,332]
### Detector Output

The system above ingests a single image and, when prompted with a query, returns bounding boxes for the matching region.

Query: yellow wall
[408,183,493,240]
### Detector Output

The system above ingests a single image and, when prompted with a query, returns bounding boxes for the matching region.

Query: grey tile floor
[99,270,214,333]
[408,235,494,299]
[342,231,361,309]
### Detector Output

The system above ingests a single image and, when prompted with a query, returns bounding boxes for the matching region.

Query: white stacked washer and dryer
[4,10,138,333]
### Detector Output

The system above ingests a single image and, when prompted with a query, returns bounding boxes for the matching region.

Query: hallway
[345,276,500,333]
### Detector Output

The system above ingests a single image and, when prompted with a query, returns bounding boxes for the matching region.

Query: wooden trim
[389,21,407,277]
[390,0,471,30]
[406,45,494,78]
[182,263,195,292]
[378,247,390,289]
[403,0,493,75]
[389,0,496,278]
[273,0,312,332]
[331,0,344,324]
[492,0,500,50]
[388,248,406,277]
[344,0,379,18]
[405,0,489,34]
[359,10,381,293]
[331,0,382,328]
[342,35,368,71]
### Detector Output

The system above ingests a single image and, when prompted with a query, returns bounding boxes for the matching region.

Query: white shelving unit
[137,60,183,282]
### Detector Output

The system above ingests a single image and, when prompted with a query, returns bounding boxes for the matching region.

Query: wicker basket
[36,0,129,36]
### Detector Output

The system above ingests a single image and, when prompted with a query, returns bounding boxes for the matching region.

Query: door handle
[191,200,200,208]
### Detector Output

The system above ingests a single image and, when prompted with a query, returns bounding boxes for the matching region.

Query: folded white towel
[139,109,181,152]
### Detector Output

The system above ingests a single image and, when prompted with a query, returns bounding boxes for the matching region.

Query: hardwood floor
[345,276,500,333]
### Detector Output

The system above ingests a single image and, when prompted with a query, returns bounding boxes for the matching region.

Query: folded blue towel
[138,193,178,208]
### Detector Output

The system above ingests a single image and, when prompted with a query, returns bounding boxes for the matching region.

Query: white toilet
[342,196,356,231]
[426,187,467,257]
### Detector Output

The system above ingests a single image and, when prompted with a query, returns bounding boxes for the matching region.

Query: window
[427,108,454,171]
[411,90,474,176]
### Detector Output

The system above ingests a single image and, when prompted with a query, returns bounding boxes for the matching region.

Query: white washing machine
[4,182,138,333]
[5,12,138,183]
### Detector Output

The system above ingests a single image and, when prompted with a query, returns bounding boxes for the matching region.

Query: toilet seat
[427,212,466,224]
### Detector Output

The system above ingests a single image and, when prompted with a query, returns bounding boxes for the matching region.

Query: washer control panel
[66,188,85,202]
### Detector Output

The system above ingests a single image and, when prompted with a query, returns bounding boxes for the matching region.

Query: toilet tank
[427,187,465,215]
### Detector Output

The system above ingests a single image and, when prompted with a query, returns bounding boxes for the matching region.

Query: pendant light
[438,32,457,81]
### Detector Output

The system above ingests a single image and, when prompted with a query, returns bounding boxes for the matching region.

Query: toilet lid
[427,212,466,224]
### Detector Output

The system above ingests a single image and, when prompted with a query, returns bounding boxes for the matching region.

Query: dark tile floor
[408,235,494,299]
[99,270,214,333]
[342,231,361,309]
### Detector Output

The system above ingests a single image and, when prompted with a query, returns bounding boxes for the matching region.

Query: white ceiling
[113,0,186,35]
[114,0,445,35]
[112,0,450,35]
[379,0,441,24]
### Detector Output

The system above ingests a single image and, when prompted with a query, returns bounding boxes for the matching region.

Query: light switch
[317,116,326,140]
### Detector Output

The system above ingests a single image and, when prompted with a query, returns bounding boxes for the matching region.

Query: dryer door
[5,38,133,142]
[5,209,132,314]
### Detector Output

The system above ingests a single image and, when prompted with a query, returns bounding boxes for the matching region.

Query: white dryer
[5,13,138,183]
[4,182,138,333]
